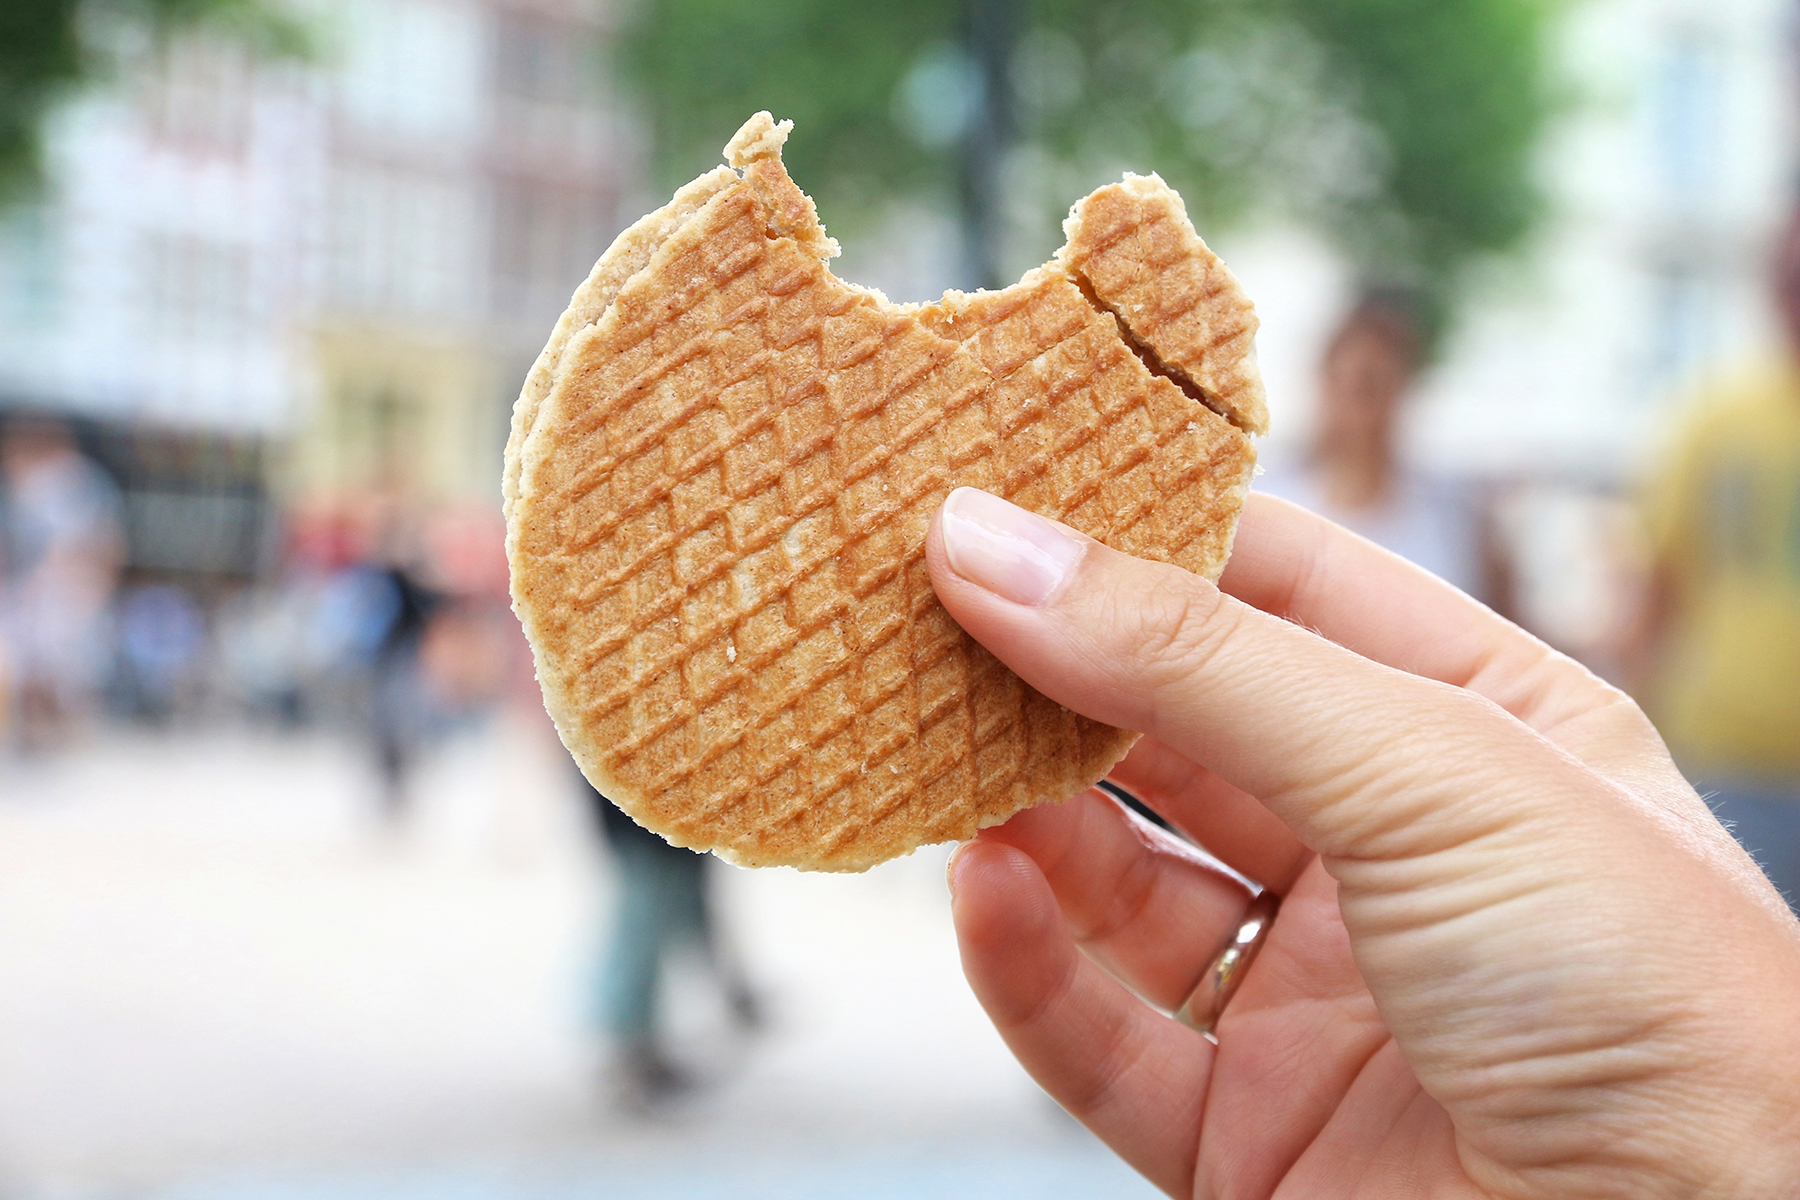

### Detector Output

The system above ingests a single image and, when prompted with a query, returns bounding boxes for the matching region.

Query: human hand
[926,488,1800,1200]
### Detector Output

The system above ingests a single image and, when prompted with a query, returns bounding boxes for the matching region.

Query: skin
[1315,311,1418,512]
[1311,305,1514,617]
[927,488,1800,1200]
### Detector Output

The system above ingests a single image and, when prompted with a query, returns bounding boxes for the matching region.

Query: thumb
[925,487,1600,865]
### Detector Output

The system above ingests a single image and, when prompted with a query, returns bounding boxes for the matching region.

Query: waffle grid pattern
[517,170,1254,869]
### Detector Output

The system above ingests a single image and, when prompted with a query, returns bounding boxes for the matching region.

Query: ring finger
[979,786,1264,1011]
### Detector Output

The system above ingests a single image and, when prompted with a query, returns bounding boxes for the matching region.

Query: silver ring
[1175,889,1280,1038]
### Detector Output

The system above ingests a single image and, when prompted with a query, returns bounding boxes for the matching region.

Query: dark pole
[962,0,1015,291]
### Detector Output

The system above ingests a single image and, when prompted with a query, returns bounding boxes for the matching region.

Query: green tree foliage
[623,0,966,215]
[621,0,1554,324]
[0,0,309,201]
[0,3,87,199]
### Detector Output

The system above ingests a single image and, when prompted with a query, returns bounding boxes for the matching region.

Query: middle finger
[1108,736,1313,895]
[979,788,1259,1011]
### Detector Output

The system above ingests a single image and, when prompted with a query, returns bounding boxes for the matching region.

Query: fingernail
[946,842,971,898]
[940,488,1084,606]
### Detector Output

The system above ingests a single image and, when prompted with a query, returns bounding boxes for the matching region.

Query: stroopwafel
[507,113,1263,871]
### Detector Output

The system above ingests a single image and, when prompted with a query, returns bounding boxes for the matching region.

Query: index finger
[1224,494,1665,777]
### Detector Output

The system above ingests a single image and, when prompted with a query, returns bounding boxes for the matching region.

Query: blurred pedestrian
[1259,290,1505,605]
[115,582,207,724]
[301,503,441,826]
[1639,209,1800,911]
[0,415,123,754]
[364,553,436,826]
[580,771,760,1110]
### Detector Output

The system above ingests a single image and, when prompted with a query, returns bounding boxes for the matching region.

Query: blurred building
[0,0,630,580]
[299,0,624,514]
[1411,0,1798,481]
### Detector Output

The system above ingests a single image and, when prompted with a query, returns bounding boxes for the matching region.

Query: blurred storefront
[98,424,271,580]
[298,325,502,508]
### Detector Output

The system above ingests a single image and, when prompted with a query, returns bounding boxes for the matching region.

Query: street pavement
[0,715,1157,1199]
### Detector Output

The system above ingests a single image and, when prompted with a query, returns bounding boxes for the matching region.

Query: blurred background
[0,0,1796,1196]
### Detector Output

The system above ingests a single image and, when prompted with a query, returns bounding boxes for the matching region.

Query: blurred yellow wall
[290,323,508,508]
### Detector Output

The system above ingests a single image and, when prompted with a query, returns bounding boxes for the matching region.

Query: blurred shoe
[609,1039,693,1114]
[727,983,765,1033]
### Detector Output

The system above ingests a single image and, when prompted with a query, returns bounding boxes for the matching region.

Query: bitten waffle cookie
[507,113,1263,871]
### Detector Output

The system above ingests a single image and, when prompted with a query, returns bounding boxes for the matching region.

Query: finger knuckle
[1119,571,1237,689]
[1059,1010,1140,1120]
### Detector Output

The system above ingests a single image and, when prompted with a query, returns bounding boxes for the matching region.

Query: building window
[139,36,255,159]
[493,12,603,107]
[326,164,479,318]
[0,205,60,331]
[336,0,482,140]
[1649,29,1723,211]
[141,232,254,345]
[491,179,609,318]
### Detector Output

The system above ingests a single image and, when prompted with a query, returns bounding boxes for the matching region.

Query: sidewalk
[0,720,1155,1199]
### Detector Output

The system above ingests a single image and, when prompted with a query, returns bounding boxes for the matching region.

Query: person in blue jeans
[580,773,760,1108]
